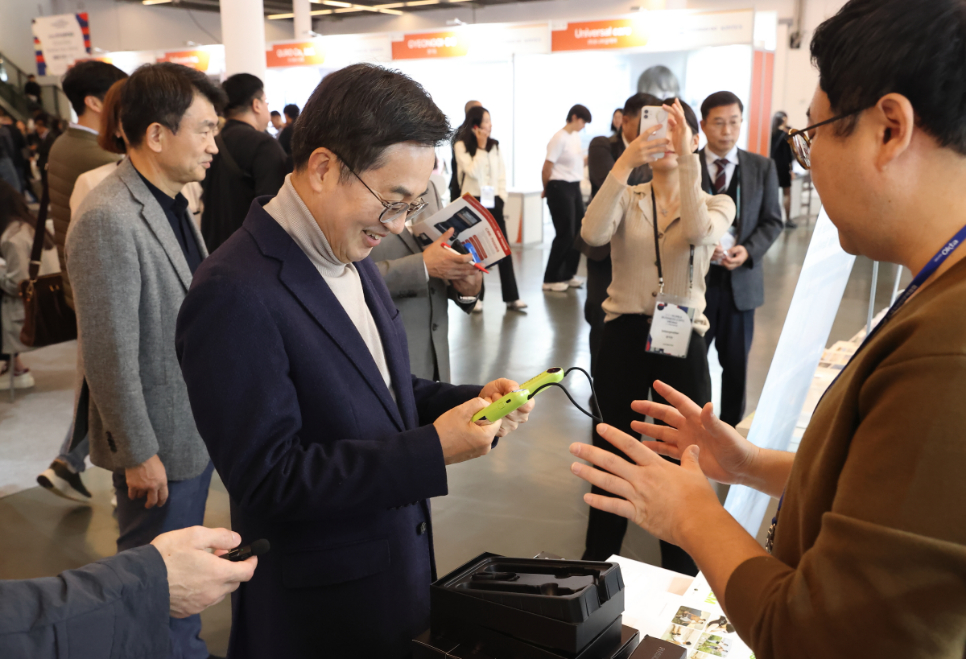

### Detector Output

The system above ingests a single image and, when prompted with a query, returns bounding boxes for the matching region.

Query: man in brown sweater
[567,0,966,656]
[36,61,126,503]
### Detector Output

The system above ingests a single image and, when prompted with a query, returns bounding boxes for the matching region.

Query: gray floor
[0,215,911,655]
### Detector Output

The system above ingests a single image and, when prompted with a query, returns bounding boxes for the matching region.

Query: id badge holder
[646,293,695,359]
[481,185,496,209]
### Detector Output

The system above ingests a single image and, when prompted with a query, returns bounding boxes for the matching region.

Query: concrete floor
[0,215,911,655]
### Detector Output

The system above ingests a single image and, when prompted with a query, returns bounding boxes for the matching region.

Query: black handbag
[19,174,77,347]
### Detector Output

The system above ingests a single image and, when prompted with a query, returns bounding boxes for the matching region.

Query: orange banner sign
[392,31,467,60]
[551,19,648,52]
[158,50,211,71]
[267,41,325,68]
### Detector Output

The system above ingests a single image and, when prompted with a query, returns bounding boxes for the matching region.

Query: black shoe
[37,460,92,500]
[785,220,798,229]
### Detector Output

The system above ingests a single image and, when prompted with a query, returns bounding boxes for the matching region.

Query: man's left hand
[479,378,535,437]
[451,270,483,297]
[721,245,749,270]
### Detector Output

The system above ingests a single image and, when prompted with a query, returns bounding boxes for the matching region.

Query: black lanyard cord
[651,188,695,294]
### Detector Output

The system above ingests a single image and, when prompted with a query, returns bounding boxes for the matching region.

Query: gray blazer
[0,546,171,658]
[66,158,210,481]
[369,180,476,382]
[699,147,784,311]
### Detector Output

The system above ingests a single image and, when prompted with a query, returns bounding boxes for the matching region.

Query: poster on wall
[391,31,468,60]
[32,13,92,76]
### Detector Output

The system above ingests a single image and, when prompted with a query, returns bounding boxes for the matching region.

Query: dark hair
[27,74,35,80]
[663,98,700,145]
[98,79,127,154]
[34,112,51,128]
[811,0,966,154]
[270,110,281,117]
[567,104,592,124]
[292,64,450,177]
[120,62,226,148]
[0,180,53,249]
[700,91,744,120]
[771,111,788,134]
[623,92,664,118]
[61,60,127,116]
[459,106,498,157]
[222,73,264,116]
[283,104,300,121]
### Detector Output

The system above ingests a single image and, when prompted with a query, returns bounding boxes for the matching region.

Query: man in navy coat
[175,64,534,658]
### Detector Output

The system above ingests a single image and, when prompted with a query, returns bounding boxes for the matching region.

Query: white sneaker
[0,368,35,390]
[567,277,585,289]
[542,282,569,292]
[506,300,528,311]
[472,300,484,313]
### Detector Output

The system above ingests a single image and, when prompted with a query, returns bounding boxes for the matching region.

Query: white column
[220,0,267,80]
[293,0,313,40]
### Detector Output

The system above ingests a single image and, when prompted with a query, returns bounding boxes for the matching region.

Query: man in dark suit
[175,64,535,658]
[698,91,784,426]
[584,92,660,375]
[370,179,482,382]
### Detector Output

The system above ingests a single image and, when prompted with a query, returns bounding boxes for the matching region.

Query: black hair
[292,63,450,177]
[623,93,664,118]
[34,112,51,128]
[120,62,226,149]
[270,110,281,117]
[811,0,966,154]
[566,104,592,124]
[222,73,264,116]
[0,180,53,249]
[663,98,700,147]
[700,91,744,120]
[459,106,498,157]
[61,60,127,116]
[771,111,788,133]
[283,103,300,121]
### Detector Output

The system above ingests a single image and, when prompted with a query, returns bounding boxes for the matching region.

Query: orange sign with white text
[266,41,325,68]
[551,19,648,52]
[158,50,211,71]
[392,31,468,60]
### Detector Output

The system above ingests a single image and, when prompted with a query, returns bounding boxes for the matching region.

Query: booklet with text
[410,194,511,268]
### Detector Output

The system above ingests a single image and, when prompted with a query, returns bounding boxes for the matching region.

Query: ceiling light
[268,9,334,19]
[406,0,441,5]
[142,0,173,5]
[448,0,473,3]
[374,2,406,7]
[320,0,353,6]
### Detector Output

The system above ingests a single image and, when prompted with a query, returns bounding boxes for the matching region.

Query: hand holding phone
[639,106,669,159]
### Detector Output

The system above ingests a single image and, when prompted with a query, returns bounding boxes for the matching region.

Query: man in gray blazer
[66,63,226,659]
[698,91,784,427]
[370,179,482,381]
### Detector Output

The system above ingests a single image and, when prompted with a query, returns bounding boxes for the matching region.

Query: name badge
[481,185,496,209]
[646,294,695,359]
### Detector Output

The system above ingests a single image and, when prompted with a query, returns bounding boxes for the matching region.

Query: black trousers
[704,267,755,427]
[544,181,583,284]
[585,256,612,376]
[582,314,712,575]
[474,196,520,303]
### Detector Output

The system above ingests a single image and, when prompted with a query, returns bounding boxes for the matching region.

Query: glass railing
[0,51,64,120]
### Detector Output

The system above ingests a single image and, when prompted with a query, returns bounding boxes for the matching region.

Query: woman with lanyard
[566,0,966,655]
[579,98,736,572]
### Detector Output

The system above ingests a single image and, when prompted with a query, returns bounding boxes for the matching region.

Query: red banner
[392,31,467,60]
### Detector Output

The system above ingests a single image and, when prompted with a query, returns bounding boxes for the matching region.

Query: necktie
[714,158,729,194]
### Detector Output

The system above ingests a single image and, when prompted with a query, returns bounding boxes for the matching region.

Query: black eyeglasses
[786,109,864,170]
[332,151,427,225]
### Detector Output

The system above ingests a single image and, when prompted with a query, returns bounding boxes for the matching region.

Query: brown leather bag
[19,175,77,348]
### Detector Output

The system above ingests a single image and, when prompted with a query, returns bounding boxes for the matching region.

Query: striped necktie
[714,159,729,194]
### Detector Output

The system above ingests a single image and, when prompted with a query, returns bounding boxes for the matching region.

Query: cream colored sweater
[580,152,736,334]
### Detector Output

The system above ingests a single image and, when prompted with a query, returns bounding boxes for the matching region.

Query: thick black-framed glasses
[332,151,427,224]
[786,109,864,170]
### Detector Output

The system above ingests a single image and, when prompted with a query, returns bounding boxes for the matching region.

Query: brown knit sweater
[725,255,966,658]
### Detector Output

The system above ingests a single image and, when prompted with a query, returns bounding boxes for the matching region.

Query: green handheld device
[471,368,565,424]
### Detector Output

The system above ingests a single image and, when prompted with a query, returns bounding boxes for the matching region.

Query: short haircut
[638,65,680,96]
[700,91,744,120]
[464,100,481,114]
[120,62,226,148]
[811,0,966,154]
[283,103,300,121]
[34,112,51,127]
[567,104,592,124]
[270,110,281,117]
[222,73,264,116]
[623,93,663,117]
[97,79,127,154]
[663,98,700,138]
[292,63,450,177]
[61,60,127,116]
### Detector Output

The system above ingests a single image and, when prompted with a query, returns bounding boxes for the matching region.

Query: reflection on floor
[0,216,911,654]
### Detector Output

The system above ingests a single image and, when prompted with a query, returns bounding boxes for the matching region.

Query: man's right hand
[434,397,503,465]
[423,228,478,281]
[151,527,257,619]
[125,454,168,509]
[629,380,759,486]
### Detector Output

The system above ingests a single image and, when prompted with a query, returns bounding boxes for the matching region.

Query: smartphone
[639,106,669,159]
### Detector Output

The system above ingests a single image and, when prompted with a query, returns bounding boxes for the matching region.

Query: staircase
[0,51,64,121]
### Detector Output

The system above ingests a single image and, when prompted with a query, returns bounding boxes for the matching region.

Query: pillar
[220,0,267,80]
[293,0,313,40]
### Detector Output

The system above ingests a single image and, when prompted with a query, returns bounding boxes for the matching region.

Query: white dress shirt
[704,145,739,192]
